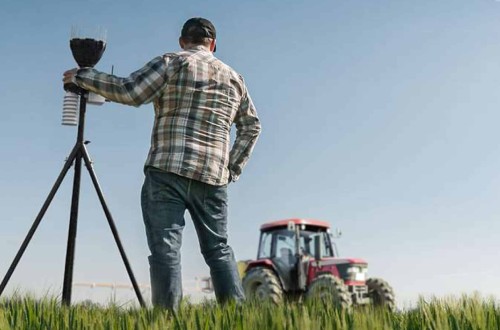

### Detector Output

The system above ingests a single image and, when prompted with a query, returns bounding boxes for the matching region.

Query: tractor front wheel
[242,267,283,304]
[305,274,352,309]
[366,277,396,311]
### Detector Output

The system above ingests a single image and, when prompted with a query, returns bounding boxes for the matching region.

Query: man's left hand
[62,68,78,86]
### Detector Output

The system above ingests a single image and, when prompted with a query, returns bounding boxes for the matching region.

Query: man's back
[76,45,260,186]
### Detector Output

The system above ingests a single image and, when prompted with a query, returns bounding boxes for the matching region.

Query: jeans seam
[187,178,192,201]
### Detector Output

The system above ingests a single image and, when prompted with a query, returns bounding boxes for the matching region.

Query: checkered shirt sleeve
[75,56,170,106]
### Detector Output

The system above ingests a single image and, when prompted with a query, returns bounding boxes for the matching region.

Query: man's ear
[179,37,185,49]
[210,39,216,52]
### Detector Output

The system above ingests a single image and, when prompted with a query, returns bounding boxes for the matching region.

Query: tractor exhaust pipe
[314,235,322,261]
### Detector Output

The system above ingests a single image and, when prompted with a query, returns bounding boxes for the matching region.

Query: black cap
[181,17,217,52]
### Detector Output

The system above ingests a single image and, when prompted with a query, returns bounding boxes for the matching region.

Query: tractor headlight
[346,266,367,281]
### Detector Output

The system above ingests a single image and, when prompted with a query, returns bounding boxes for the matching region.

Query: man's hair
[180,17,216,50]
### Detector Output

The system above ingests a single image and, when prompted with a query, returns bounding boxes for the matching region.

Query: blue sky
[1,0,500,305]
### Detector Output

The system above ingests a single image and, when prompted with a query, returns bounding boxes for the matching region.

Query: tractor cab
[255,219,335,291]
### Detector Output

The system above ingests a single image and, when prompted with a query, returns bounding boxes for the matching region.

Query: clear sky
[1,0,500,306]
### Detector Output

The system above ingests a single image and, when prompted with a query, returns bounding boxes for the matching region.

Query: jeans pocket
[203,185,228,220]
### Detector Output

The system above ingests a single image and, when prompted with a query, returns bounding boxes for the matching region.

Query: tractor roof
[260,218,331,231]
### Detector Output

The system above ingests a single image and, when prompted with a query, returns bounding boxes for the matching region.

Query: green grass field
[0,294,498,329]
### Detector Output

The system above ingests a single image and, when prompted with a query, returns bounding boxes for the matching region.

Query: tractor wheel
[366,277,396,311]
[242,267,283,304]
[305,274,352,309]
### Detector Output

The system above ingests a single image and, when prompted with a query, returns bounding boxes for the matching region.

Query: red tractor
[241,218,395,309]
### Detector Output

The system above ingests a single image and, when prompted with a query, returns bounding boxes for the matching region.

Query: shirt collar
[186,45,211,52]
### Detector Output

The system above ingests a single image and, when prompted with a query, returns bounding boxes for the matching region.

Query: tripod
[0,92,145,307]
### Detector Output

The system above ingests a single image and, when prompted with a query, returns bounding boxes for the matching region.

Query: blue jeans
[141,167,245,310]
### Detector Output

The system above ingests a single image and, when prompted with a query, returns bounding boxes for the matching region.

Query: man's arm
[228,86,261,182]
[74,56,171,106]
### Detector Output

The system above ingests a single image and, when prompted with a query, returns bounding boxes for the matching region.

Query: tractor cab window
[275,232,296,263]
[299,231,334,258]
[258,231,272,259]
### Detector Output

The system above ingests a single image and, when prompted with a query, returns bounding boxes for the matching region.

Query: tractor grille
[349,284,369,305]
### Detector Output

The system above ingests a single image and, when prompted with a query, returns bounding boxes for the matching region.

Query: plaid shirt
[76,45,261,186]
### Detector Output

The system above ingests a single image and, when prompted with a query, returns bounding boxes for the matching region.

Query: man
[63,17,261,310]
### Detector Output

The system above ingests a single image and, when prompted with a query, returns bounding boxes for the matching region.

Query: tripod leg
[0,145,79,298]
[61,147,84,306]
[81,146,146,307]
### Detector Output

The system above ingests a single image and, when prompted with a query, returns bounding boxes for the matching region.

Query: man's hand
[62,68,78,86]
